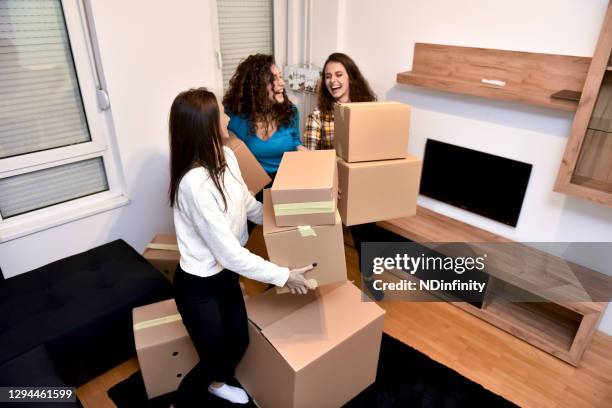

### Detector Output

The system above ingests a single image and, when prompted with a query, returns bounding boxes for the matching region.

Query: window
[216,0,274,89]
[0,0,126,241]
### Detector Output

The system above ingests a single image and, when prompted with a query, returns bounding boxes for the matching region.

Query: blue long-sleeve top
[227,107,301,173]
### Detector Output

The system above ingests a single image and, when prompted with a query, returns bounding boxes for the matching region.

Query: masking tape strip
[133,313,182,331]
[273,200,334,216]
[147,243,179,251]
[307,278,318,289]
[297,226,316,237]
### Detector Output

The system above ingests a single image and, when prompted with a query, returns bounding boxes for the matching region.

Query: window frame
[0,0,128,242]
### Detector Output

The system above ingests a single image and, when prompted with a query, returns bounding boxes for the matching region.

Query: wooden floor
[77,227,612,407]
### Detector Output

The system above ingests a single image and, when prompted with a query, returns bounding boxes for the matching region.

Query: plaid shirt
[303,108,334,150]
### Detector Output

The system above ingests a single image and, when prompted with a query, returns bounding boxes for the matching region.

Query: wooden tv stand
[377,206,610,366]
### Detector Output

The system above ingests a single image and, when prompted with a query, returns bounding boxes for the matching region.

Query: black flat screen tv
[420,139,532,227]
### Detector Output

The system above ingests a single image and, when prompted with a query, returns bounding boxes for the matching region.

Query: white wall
[308,0,612,333]
[0,0,218,277]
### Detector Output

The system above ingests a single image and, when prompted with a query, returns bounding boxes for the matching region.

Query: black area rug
[108,334,517,408]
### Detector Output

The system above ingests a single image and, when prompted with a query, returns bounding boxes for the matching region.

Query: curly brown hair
[222,54,296,135]
[318,53,377,115]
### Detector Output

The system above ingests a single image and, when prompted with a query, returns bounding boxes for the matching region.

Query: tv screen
[420,139,532,227]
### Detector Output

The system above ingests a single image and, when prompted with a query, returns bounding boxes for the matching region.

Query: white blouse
[173,147,289,287]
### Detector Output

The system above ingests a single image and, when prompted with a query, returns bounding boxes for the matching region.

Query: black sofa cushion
[0,239,172,386]
[0,345,82,408]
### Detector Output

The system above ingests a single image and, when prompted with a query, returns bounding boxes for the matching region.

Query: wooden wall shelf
[397,43,591,111]
[377,206,611,366]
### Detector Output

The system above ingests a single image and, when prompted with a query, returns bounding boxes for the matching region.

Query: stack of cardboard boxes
[263,150,347,289]
[236,149,385,407]
[334,102,422,225]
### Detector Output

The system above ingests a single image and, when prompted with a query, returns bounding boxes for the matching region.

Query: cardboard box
[263,189,347,288]
[271,150,338,227]
[235,282,385,408]
[337,155,422,226]
[334,101,411,163]
[225,131,272,195]
[133,299,199,399]
[143,234,180,282]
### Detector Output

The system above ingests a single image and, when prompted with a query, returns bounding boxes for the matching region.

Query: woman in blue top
[223,54,306,197]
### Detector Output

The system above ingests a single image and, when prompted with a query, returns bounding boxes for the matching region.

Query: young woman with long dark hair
[169,88,312,406]
[303,52,376,150]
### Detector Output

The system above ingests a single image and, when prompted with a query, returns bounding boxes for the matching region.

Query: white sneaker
[208,383,249,404]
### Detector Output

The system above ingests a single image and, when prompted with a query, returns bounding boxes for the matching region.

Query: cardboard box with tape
[334,101,411,163]
[270,150,338,227]
[143,234,180,282]
[236,281,385,408]
[225,131,272,195]
[337,155,422,226]
[263,189,346,290]
[133,299,198,399]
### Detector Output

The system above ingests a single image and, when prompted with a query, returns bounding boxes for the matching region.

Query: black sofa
[0,239,173,406]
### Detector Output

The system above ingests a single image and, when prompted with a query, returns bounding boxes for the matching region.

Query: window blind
[217,0,274,88]
[0,157,108,218]
[0,0,91,159]
[0,0,109,220]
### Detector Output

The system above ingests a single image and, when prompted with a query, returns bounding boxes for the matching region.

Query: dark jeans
[350,222,411,301]
[173,266,248,407]
[350,222,412,274]
[349,222,377,273]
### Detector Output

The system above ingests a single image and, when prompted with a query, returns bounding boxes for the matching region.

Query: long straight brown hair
[317,53,376,115]
[169,88,228,210]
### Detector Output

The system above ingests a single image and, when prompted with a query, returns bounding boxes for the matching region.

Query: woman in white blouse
[168,88,313,406]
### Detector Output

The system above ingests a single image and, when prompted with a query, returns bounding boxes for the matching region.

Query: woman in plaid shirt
[303,53,376,150]
[304,54,384,299]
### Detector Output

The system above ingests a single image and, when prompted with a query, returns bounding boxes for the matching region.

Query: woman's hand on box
[286,263,316,294]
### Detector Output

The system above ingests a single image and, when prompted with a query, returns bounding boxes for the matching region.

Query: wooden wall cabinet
[555,3,612,206]
[397,43,591,111]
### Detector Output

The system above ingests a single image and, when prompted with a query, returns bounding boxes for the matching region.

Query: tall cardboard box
[225,131,272,195]
[133,299,199,399]
[337,155,422,226]
[271,150,338,226]
[235,282,385,408]
[263,189,346,288]
[334,101,411,163]
[143,234,180,282]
